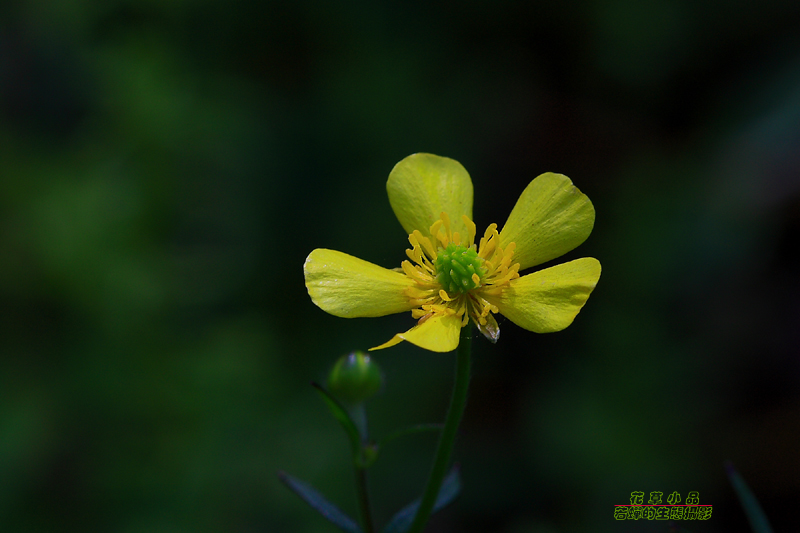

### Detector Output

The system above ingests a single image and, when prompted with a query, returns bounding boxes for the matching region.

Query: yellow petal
[304,249,415,318]
[483,258,601,333]
[499,173,595,270]
[370,313,462,352]
[387,153,473,238]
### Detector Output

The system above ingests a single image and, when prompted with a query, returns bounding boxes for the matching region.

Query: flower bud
[327,351,383,404]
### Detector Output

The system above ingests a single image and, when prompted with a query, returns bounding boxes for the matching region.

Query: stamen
[480,286,504,296]
[462,215,476,248]
[440,212,451,237]
[490,265,520,286]
[401,261,432,283]
[405,246,423,265]
[429,219,444,242]
[411,308,428,319]
[478,225,499,259]
[413,230,438,261]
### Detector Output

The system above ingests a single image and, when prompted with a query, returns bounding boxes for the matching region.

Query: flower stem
[408,328,472,533]
[349,402,375,533]
[354,465,375,533]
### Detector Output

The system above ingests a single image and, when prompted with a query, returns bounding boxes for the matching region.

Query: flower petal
[499,173,595,270]
[304,249,415,318]
[370,313,462,352]
[387,153,473,238]
[475,312,500,343]
[483,257,601,333]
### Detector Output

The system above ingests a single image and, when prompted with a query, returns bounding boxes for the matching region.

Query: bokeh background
[2,1,799,532]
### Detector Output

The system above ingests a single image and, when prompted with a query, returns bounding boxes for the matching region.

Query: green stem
[354,465,375,533]
[408,328,472,533]
[350,403,369,443]
[349,402,375,533]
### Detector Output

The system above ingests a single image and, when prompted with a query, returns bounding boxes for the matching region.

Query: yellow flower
[304,153,601,352]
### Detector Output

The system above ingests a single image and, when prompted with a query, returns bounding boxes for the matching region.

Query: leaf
[312,382,362,456]
[382,465,461,533]
[725,461,774,533]
[278,471,363,533]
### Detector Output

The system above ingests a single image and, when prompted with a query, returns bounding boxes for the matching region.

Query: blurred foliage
[1,1,799,532]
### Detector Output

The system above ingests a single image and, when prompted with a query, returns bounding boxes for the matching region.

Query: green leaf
[382,465,461,533]
[312,382,362,456]
[278,471,363,533]
[725,461,774,533]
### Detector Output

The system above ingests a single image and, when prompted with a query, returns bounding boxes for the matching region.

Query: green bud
[327,351,383,404]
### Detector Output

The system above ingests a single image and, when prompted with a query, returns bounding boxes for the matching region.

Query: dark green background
[1,1,798,532]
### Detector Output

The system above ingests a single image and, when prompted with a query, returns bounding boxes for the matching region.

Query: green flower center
[434,243,486,294]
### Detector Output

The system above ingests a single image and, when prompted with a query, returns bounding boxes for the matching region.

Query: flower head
[304,153,601,352]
